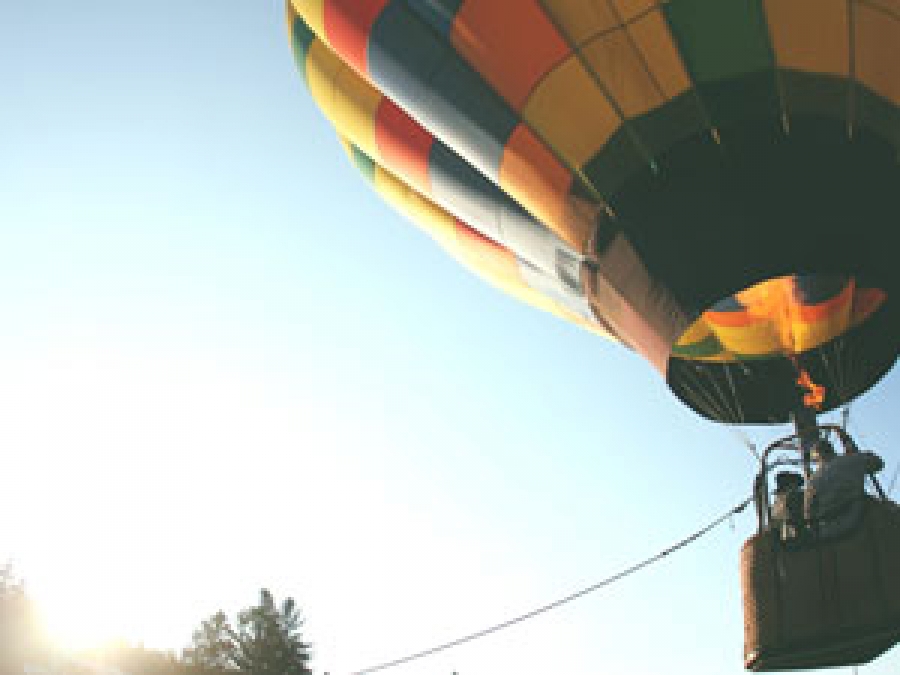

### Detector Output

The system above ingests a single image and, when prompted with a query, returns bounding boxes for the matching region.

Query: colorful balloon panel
[339,137,605,335]
[674,277,887,361]
[288,0,900,423]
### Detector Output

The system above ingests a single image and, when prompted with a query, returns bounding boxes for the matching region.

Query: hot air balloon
[286,0,900,669]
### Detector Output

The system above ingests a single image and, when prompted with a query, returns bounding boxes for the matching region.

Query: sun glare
[43,612,118,654]
[2,340,353,659]
[33,582,125,653]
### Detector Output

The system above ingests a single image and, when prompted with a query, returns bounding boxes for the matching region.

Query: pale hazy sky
[2,3,898,675]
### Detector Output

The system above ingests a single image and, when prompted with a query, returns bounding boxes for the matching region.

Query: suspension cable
[888,461,900,498]
[727,426,760,460]
[350,496,753,675]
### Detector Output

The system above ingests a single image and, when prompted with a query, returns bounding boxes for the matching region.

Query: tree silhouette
[0,563,44,674]
[185,589,311,675]
[183,610,238,673]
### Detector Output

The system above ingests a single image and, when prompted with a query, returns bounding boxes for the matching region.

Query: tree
[0,563,45,673]
[185,589,312,675]
[183,610,238,673]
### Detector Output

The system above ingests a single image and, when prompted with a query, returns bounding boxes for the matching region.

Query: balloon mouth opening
[665,274,894,424]
[671,274,887,366]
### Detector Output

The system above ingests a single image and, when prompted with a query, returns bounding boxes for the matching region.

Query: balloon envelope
[288,0,900,424]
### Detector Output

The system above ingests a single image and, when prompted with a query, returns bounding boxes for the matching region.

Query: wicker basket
[741,499,900,671]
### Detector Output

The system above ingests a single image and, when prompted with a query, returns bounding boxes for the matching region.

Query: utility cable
[351,496,754,675]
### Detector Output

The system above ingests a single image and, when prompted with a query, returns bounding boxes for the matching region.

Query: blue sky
[2,3,898,675]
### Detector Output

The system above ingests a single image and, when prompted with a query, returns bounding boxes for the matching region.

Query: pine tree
[183,610,238,673]
[185,589,312,675]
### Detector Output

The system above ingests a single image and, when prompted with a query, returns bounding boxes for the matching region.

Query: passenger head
[775,471,804,493]
[813,439,836,464]
[775,471,803,494]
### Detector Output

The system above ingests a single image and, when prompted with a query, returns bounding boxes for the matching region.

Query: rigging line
[671,360,730,424]
[534,0,657,168]
[721,365,763,461]
[820,343,847,407]
[831,335,851,405]
[843,335,862,409]
[817,288,851,402]
[726,425,760,461]
[684,368,760,460]
[723,363,746,424]
[680,363,732,425]
[680,365,735,425]
[684,364,722,426]
[888,461,900,498]
[845,410,871,450]
[737,359,781,431]
[350,496,754,675]
[841,404,851,431]
[839,336,853,404]
[696,361,743,424]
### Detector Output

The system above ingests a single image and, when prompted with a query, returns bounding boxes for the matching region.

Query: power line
[351,496,753,675]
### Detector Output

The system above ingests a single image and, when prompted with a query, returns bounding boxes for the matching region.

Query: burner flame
[797,369,826,410]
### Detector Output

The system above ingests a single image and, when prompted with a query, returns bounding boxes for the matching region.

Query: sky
[2,3,899,675]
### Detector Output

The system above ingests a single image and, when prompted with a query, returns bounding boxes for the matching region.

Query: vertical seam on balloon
[858,0,900,20]
[519,2,657,101]
[319,42,346,149]
[344,138,378,183]
[756,0,791,134]
[657,2,725,145]
[350,138,482,257]
[655,0,719,140]
[847,0,858,138]
[374,98,435,195]
[324,0,391,77]
[740,0,783,129]
[600,0,672,172]
[384,0,524,184]
[608,5,670,107]
[394,0,615,226]
[532,0,656,180]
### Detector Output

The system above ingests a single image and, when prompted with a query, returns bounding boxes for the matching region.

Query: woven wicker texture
[741,499,900,671]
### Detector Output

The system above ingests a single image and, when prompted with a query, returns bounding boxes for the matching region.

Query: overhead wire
[350,496,754,675]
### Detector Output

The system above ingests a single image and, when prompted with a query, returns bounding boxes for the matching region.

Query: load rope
[351,496,753,675]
